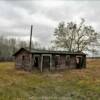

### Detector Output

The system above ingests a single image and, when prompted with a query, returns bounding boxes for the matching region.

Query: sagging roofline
[13,48,86,56]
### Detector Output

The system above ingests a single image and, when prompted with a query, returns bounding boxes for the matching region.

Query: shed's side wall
[15,50,32,71]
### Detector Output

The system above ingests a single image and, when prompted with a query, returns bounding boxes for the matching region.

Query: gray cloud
[0,0,100,47]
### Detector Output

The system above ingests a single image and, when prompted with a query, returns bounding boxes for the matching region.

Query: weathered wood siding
[51,54,86,70]
[54,55,66,70]
[14,49,86,71]
[51,54,74,70]
[15,50,32,71]
[69,55,76,68]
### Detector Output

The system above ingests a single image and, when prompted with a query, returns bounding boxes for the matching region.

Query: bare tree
[53,19,98,52]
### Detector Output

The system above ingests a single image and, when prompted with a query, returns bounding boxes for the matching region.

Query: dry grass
[0,59,100,100]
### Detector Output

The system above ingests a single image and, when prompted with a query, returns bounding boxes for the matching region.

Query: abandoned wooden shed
[13,48,86,72]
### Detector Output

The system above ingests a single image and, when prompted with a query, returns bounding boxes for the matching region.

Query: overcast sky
[0,0,100,47]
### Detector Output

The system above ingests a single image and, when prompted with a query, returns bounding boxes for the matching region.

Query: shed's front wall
[51,54,86,70]
[51,54,67,70]
[15,51,86,71]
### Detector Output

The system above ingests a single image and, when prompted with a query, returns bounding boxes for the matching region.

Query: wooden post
[50,55,52,71]
[40,54,43,72]
[30,54,32,70]
[29,25,33,51]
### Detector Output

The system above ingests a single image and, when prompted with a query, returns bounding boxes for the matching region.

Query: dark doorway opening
[76,57,82,69]
[55,55,60,69]
[66,55,70,68]
[34,56,39,69]
[22,55,25,68]
[43,56,50,71]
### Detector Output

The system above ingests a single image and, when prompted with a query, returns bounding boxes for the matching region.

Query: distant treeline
[87,57,100,59]
[0,56,14,62]
[0,36,41,59]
